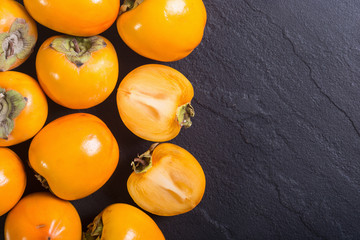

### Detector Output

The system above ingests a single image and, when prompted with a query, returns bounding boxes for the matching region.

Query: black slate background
[2,0,360,239]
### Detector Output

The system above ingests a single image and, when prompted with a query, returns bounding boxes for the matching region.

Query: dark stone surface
[3,0,360,239]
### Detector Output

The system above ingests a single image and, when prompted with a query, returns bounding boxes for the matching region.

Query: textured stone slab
[2,0,360,239]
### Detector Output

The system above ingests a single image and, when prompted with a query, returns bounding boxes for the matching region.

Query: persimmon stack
[0,0,208,239]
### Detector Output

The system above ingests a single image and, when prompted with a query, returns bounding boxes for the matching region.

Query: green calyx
[176,103,195,128]
[50,36,107,68]
[82,213,104,240]
[35,174,49,189]
[131,143,159,173]
[0,87,27,139]
[120,0,144,14]
[0,18,36,71]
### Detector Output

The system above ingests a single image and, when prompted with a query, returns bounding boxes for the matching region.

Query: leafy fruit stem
[34,174,50,189]
[50,36,107,68]
[131,143,160,173]
[0,88,27,139]
[82,213,104,240]
[0,18,36,71]
[120,0,144,14]
[72,39,81,53]
[176,103,195,128]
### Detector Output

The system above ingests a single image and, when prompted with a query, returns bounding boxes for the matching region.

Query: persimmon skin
[24,0,119,36]
[0,71,48,147]
[0,148,26,217]
[0,0,37,71]
[36,36,119,109]
[127,143,206,216]
[117,0,207,61]
[116,64,194,142]
[28,113,119,200]
[88,204,165,240]
[4,192,82,240]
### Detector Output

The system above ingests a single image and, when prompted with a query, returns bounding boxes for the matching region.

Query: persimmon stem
[35,174,50,189]
[50,36,106,68]
[149,142,160,152]
[72,39,81,53]
[83,213,103,240]
[134,157,146,166]
[120,4,128,13]
[6,40,14,59]
[0,94,7,116]
[176,103,195,128]
[131,143,159,173]
[120,0,144,14]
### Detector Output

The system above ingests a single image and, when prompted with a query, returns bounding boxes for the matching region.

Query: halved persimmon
[116,64,194,142]
[127,143,206,216]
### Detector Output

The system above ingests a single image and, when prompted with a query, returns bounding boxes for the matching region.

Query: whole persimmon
[5,192,82,240]
[0,71,48,146]
[83,203,165,240]
[36,35,119,109]
[0,148,26,217]
[116,64,194,142]
[24,0,120,36]
[0,0,37,71]
[127,143,206,216]
[117,0,207,61]
[28,113,119,200]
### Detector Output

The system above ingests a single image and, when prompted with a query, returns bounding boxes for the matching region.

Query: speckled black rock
[2,0,360,239]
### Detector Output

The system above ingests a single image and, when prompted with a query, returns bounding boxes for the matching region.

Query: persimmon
[0,71,48,146]
[0,0,37,71]
[83,203,165,240]
[117,0,207,61]
[0,148,26,217]
[24,0,120,36]
[36,35,119,109]
[127,143,206,216]
[28,113,119,200]
[4,192,82,240]
[116,64,194,142]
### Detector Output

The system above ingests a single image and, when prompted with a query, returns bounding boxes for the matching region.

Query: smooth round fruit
[36,35,119,109]
[83,203,165,240]
[116,64,194,142]
[127,143,206,216]
[28,113,119,200]
[0,148,26,217]
[4,192,82,240]
[24,0,119,36]
[0,71,48,146]
[117,0,207,61]
[0,0,37,71]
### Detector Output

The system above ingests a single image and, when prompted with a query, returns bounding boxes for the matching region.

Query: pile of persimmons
[0,0,207,239]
